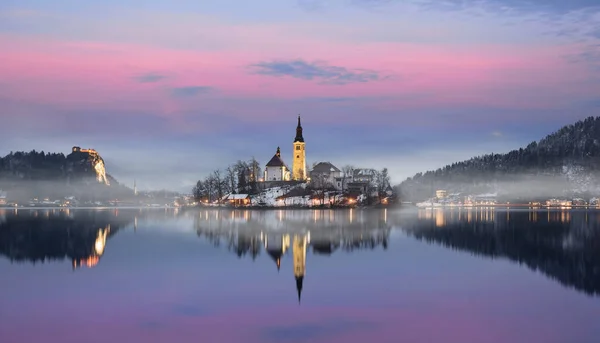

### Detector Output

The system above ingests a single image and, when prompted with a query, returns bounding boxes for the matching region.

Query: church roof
[296,275,303,303]
[294,115,304,143]
[266,154,288,168]
[267,249,283,270]
[311,162,340,173]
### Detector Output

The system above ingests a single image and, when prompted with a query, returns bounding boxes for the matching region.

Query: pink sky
[1,1,599,190]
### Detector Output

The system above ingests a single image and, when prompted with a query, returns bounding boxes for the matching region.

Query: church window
[296,155,299,158]
[296,146,301,150]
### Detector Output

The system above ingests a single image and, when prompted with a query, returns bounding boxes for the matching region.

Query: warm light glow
[94,225,110,256]
[94,158,110,185]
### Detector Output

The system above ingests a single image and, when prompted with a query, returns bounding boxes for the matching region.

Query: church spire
[276,147,281,157]
[296,276,303,304]
[294,115,304,143]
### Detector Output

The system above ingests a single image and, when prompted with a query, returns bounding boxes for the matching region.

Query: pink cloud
[0,33,594,120]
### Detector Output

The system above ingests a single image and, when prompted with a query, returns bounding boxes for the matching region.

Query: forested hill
[0,148,132,201]
[399,116,600,201]
[0,149,102,182]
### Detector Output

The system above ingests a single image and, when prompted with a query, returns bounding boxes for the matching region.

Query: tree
[192,180,206,201]
[377,168,391,201]
[341,165,355,193]
[213,170,225,203]
[234,160,249,193]
[226,166,236,194]
[205,175,214,203]
[311,172,332,206]
[248,157,261,195]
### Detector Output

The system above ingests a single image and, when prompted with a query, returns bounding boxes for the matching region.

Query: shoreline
[0,204,396,211]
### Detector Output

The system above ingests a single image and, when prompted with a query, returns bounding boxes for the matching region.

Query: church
[264,115,307,182]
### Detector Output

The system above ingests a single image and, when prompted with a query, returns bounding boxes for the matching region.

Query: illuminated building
[264,147,291,181]
[436,190,448,199]
[292,234,307,303]
[292,115,307,181]
[71,146,110,186]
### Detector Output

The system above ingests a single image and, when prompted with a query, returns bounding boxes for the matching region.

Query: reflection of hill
[403,209,600,296]
[0,209,135,269]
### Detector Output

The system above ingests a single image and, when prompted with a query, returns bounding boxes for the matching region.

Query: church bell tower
[292,234,307,303]
[292,115,306,181]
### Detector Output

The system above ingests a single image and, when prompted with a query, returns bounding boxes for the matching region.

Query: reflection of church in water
[194,209,392,303]
[263,233,309,302]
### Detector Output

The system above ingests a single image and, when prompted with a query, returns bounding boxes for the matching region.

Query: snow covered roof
[353,169,375,177]
[311,162,340,173]
[227,194,250,200]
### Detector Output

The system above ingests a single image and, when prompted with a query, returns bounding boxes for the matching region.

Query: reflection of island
[194,209,391,302]
[0,209,135,270]
[404,208,600,296]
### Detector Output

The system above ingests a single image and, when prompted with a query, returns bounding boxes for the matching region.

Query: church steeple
[276,147,281,157]
[294,115,304,143]
[296,276,303,303]
[292,234,306,304]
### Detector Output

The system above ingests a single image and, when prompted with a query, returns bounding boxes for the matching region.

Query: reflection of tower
[293,234,307,303]
[292,115,307,181]
[134,216,138,232]
[265,234,290,271]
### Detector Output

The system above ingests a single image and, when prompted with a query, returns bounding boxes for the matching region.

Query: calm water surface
[1,207,599,343]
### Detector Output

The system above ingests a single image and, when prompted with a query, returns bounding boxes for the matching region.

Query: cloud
[249,59,382,85]
[134,73,166,83]
[171,86,214,97]
[492,131,503,137]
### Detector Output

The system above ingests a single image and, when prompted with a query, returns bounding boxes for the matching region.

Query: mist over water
[1,207,599,343]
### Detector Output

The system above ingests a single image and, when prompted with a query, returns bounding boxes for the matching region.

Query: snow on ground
[251,183,345,207]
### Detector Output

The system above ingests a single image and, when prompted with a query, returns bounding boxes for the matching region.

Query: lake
[1,207,599,343]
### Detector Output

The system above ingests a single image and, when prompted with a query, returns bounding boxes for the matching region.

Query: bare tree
[213,170,225,203]
[248,157,262,194]
[311,172,331,206]
[192,180,207,202]
[234,160,249,193]
[204,175,215,203]
[226,166,236,194]
[341,165,355,193]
